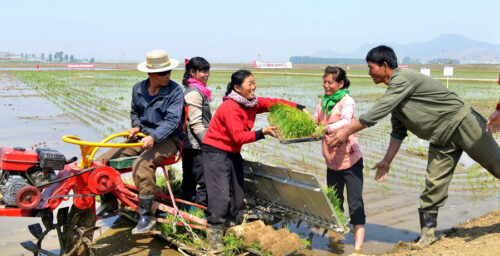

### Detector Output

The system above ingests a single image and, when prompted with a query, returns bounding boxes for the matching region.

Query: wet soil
[91,216,181,256]
[382,204,500,256]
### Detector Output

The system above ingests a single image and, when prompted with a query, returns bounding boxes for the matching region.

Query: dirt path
[382,204,500,256]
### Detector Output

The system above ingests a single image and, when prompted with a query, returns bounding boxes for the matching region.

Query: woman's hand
[127,127,140,140]
[140,136,155,150]
[372,160,390,182]
[263,126,277,138]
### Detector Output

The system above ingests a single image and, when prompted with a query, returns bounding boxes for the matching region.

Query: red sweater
[202,97,298,153]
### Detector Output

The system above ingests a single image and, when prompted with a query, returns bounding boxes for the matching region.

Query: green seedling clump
[156,177,183,197]
[324,186,348,224]
[158,206,206,247]
[269,103,316,139]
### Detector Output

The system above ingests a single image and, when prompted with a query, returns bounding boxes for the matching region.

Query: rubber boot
[132,194,156,234]
[412,208,438,249]
[206,223,224,251]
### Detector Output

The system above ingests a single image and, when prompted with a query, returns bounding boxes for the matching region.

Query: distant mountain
[312,34,500,64]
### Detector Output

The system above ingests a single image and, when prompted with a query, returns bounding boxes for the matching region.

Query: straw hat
[137,50,179,73]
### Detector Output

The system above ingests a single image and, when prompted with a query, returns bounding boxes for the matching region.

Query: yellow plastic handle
[62,132,147,147]
[62,132,147,167]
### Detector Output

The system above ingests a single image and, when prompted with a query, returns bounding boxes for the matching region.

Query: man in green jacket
[329,45,500,249]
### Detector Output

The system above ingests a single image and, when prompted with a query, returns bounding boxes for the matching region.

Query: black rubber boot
[206,223,224,251]
[132,194,156,234]
[412,208,438,249]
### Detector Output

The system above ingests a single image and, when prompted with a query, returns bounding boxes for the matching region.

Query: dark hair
[182,57,210,86]
[365,45,398,69]
[324,66,350,89]
[225,70,253,96]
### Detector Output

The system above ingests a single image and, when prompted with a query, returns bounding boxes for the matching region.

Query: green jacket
[359,68,470,145]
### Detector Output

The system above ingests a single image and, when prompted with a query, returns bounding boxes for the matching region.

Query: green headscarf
[322,89,349,117]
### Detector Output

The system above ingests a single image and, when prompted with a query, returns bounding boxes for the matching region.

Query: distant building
[0,52,22,61]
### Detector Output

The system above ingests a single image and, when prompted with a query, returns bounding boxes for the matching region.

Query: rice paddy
[8,67,500,253]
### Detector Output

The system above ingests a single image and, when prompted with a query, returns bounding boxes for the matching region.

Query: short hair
[366,45,398,69]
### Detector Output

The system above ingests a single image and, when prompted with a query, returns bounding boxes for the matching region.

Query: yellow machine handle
[62,132,147,168]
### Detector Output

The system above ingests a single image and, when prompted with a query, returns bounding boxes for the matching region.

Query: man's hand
[329,126,350,147]
[263,126,277,138]
[140,136,154,150]
[487,110,500,133]
[127,127,141,140]
[373,160,390,182]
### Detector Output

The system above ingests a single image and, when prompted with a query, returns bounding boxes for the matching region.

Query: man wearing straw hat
[98,49,184,234]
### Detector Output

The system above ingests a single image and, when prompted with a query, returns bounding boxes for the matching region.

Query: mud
[382,204,500,256]
[91,216,181,256]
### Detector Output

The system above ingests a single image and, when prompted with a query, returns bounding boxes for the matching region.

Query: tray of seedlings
[268,103,327,144]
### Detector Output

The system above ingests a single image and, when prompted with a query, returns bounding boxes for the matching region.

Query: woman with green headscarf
[312,66,365,255]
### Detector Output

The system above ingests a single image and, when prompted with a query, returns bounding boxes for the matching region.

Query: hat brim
[137,58,179,73]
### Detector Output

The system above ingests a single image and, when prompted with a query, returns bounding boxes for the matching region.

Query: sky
[1,0,499,63]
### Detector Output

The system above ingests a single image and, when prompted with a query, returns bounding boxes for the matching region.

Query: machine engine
[0,147,67,207]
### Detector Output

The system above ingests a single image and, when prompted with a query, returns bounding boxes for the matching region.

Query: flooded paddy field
[3,67,500,255]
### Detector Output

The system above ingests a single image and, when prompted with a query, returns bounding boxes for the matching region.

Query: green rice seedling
[268,103,316,139]
[158,206,207,246]
[156,177,183,197]
[301,238,311,247]
[223,233,245,256]
[324,186,348,224]
[249,242,260,251]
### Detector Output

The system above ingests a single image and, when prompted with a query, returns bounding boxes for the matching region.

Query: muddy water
[2,71,499,255]
[0,72,177,255]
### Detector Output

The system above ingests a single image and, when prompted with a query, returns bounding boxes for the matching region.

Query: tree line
[19,51,95,63]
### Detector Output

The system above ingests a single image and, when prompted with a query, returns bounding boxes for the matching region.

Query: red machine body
[0,147,38,171]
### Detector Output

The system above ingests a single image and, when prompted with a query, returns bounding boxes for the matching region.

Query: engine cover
[36,148,66,171]
[1,176,29,207]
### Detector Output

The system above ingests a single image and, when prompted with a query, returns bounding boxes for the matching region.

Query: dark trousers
[202,144,244,225]
[327,158,366,225]
[181,148,207,206]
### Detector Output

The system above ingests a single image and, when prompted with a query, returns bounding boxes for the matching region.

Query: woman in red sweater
[201,70,305,250]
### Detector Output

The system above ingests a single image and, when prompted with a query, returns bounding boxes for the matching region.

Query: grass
[324,186,348,224]
[156,176,182,197]
[157,206,206,247]
[268,102,316,139]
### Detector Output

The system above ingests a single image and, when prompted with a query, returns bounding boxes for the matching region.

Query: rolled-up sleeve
[389,115,407,142]
[358,77,415,127]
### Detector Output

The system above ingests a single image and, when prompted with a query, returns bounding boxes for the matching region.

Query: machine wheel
[62,205,97,256]
[15,186,41,209]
